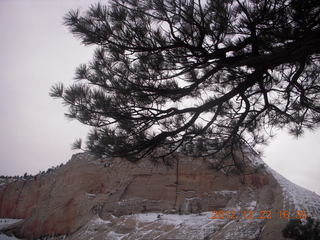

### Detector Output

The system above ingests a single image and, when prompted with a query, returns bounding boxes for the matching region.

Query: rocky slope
[0,150,319,240]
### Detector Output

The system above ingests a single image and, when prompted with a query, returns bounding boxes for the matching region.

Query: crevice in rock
[174,158,180,209]
[118,176,137,201]
[0,185,9,215]
[15,181,27,217]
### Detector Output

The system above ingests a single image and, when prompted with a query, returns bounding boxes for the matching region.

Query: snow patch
[92,217,111,225]
[134,212,225,226]
[246,201,257,210]
[212,190,238,196]
[0,219,23,231]
[86,193,97,198]
[0,234,20,240]
[105,231,129,240]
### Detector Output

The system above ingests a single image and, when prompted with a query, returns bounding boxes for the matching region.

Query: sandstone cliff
[0,150,319,240]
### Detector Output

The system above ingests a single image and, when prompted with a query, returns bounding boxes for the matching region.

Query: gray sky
[0,0,319,194]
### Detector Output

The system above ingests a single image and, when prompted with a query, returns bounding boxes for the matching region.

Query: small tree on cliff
[51,0,320,164]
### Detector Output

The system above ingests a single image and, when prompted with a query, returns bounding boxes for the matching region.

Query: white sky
[0,0,319,194]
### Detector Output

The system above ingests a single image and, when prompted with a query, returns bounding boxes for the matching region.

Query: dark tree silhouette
[282,217,320,240]
[51,0,320,163]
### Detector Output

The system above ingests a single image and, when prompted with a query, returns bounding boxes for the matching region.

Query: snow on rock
[92,217,111,225]
[0,234,20,240]
[0,178,19,187]
[243,146,266,168]
[1,150,319,239]
[245,146,320,219]
[0,219,23,231]
[86,193,97,199]
[134,211,220,226]
[212,190,238,196]
[0,219,23,240]
[105,231,129,240]
[73,212,230,240]
[222,219,263,240]
[268,168,320,219]
[133,212,228,239]
[246,200,257,210]
[74,211,270,240]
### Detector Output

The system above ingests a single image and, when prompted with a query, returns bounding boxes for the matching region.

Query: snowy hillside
[269,168,320,219]
[246,147,320,219]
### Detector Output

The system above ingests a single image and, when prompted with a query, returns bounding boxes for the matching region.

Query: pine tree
[51,0,320,164]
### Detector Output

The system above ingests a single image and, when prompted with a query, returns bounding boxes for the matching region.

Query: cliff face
[0,151,319,240]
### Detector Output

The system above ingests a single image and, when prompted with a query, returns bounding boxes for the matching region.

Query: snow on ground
[0,219,23,231]
[0,219,24,240]
[81,212,266,240]
[0,234,20,240]
[134,211,219,226]
[128,212,227,239]
[81,213,229,240]
[105,231,129,240]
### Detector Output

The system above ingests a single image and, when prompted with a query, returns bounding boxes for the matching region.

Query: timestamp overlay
[210,209,309,220]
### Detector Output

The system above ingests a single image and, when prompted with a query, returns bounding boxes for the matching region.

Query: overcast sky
[0,0,319,195]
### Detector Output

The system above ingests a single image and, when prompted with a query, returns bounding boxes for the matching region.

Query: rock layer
[0,151,319,240]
